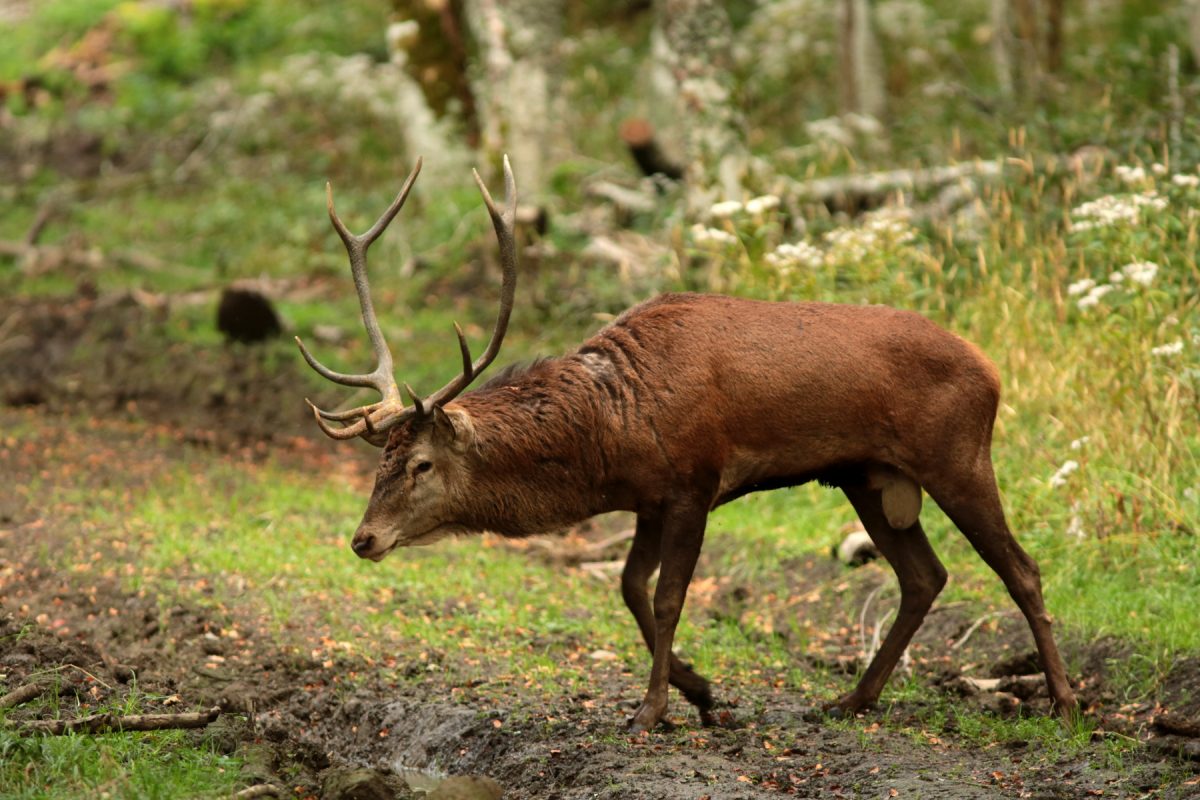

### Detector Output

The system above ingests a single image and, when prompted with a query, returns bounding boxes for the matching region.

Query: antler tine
[305,399,370,440]
[297,159,423,442]
[420,155,519,409]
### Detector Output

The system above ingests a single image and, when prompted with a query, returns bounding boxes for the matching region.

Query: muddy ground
[2,292,1200,799]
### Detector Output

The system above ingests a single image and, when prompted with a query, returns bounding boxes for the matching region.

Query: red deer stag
[297,157,1078,732]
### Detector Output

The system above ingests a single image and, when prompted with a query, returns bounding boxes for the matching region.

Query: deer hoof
[628,701,670,733]
[821,692,872,720]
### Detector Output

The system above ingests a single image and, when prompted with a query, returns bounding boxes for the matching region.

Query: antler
[297,156,518,444]
[418,155,518,409]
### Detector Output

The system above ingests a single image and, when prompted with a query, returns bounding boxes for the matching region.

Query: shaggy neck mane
[453,356,612,537]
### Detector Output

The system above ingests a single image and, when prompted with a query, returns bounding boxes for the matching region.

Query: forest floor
[3,292,1200,799]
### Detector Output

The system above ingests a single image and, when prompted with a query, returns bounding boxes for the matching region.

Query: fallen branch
[21,705,220,736]
[786,161,1003,209]
[959,674,1043,693]
[0,682,49,710]
[0,240,186,276]
[234,785,284,799]
[585,181,658,214]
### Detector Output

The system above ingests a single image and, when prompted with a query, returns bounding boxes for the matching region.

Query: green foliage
[0,692,239,800]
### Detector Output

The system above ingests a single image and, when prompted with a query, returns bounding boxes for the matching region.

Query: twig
[233,785,283,799]
[0,682,49,710]
[950,610,1011,650]
[21,705,221,736]
[24,195,63,247]
[66,664,115,692]
[857,582,887,658]
[868,607,896,664]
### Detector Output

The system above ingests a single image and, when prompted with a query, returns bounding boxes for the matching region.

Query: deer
[296,157,1078,733]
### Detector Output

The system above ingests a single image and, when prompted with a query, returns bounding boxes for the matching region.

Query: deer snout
[351,522,398,561]
[351,533,376,558]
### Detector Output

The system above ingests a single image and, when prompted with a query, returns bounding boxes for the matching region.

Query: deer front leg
[622,514,716,725]
[628,499,709,733]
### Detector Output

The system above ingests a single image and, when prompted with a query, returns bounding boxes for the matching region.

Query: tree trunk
[463,0,565,202]
[990,0,1014,98]
[838,0,886,120]
[652,0,748,211]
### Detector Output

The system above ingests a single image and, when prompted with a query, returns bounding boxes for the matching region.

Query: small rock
[834,530,879,566]
[201,632,225,655]
[320,768,394,800]
[428,775,504,800]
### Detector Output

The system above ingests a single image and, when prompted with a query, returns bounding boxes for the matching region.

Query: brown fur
[348,292,1078,731]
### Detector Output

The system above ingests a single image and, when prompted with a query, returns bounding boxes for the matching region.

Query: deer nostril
[352,535,375,556]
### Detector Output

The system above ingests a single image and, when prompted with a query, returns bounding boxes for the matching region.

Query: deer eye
[413,460,433,475]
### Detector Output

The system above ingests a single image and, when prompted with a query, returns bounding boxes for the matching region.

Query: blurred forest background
[2,1,1200,798]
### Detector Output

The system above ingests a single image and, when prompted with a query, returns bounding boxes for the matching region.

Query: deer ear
[432,406,475,454]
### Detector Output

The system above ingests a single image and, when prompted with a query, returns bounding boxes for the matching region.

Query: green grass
[0,687,238,800]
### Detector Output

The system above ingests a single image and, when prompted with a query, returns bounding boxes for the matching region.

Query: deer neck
[453,360,615,537]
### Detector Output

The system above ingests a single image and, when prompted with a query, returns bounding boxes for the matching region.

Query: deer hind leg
[927,463,1078,715]
[622,512,716,728]
[827,483,947,716]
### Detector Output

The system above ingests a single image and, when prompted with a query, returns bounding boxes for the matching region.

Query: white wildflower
[1115,165,1147,185]
[1121,260,1158,286]
[1066,278,1096,296]
[863,206,916,244]
[745,195,781,215]
[1077,283,1115,310]
[1070,436,1090,450]
[843,113,883,137]
[709,200,744,219]
[824,226,876,262]
[1109,271,1124,283]
[689,224,738,247]
[1151,163,1168,176]
[1151,340,1185,357]
[1069,192,1167,232]
[805,116,854,148]
[1172,173,1200,188]
[1049,460,1079,488]
[765,241,825,271]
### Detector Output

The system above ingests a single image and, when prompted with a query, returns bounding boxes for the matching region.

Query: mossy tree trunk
[652,0,748,211]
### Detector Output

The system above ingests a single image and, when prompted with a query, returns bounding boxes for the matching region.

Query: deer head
[295,157,517,559]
